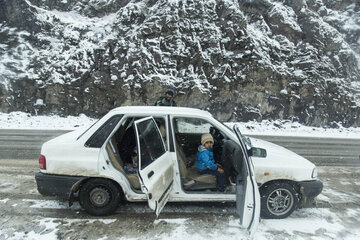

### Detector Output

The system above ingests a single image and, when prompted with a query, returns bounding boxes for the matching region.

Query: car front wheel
[79,178,121,216]
[260,182,298,219]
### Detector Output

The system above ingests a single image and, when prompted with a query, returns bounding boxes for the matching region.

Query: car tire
[79,178,121,216]
[260,182,298,219]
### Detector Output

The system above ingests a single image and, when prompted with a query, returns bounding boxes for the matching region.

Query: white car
[35,107,321,230]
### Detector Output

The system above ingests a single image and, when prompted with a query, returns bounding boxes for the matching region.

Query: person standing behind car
[196,133,226,192]
[154,88,177,106]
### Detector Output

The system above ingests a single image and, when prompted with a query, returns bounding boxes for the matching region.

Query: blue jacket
[195,145,218,171]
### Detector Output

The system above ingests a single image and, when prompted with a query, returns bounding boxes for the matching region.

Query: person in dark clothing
[154,88,177,106]
[124,147,138,174]
[118,126,136,164]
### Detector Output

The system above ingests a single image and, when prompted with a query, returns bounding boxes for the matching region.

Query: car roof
[109,106,213,118]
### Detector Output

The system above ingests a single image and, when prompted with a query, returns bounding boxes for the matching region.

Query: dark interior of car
[106,116,239,193]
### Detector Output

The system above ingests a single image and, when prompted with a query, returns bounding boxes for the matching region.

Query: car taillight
[39,155,46,170]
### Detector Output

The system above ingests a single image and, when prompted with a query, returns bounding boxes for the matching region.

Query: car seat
[106,137,141,190]
[175,140,217,190]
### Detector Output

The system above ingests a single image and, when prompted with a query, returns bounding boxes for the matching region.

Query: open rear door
[134,117,173,216]
[233,125,260,236]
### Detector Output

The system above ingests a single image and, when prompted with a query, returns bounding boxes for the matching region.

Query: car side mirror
[248,147,267,158]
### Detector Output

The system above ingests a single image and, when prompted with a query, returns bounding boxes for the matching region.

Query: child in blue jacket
[196,133,226,191]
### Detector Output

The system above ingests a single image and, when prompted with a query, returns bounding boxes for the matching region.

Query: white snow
[23,199,81,210]
[1,111,360,138]
[62,218,117,225]
[0,198,10,204]
[11,218,59,240]
[231,120,360,138]
[0,111,96,130]
[10,208,354,240]
[255,209,346,239]
[154,218,188,225]
[34,99,45,106]
[280,89,288,95]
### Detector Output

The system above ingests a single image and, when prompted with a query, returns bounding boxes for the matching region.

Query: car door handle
[247,203,254,209]
[148,171,154,179]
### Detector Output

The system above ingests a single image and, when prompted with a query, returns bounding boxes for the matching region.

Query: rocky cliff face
[0,0,359,126]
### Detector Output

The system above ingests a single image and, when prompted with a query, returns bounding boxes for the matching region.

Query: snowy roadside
[1,111,360,139]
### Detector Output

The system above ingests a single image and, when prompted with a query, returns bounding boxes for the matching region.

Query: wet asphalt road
[0,129,360,239]
[0,129,359,166]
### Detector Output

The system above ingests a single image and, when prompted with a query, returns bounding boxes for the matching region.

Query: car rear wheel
[260,182,298,219]
[79,178,121,216]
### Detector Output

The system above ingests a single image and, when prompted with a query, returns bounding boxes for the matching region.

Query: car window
[137,119,166,170]
[77,119,100,140]
[85,115,123,148]
[174,117,213,134]
[172,117,229,164]
[173,117,227,139]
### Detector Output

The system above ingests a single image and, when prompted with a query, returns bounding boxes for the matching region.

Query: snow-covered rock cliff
[0,0,359,126]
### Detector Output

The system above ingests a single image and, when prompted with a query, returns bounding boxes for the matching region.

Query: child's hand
[217,167,224,174]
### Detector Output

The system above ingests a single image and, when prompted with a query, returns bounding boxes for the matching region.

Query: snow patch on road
[321,188,356,203]
[154,218,188,225]
[148,216,248,240]
[340,181,352,185]
[0,198,10,204]
[316,193,330,202]
[346,208,360,218]
[23,199,81,210]
[257,209,345,238]
[63,218,117,225]
[12,218,59,240]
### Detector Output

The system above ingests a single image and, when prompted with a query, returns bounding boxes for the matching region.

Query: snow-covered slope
[0,0,359,126]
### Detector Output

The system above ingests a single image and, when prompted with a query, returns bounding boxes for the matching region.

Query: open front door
[134,117,173,216]
[233,125,260,236]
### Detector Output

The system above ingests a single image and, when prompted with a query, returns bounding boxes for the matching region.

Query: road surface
[0,129,359,239]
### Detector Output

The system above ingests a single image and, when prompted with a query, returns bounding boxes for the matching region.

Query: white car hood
[249,137,315,169]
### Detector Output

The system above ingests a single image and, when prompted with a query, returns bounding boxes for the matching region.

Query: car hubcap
[267,188,293,215]
[89,187,111,207]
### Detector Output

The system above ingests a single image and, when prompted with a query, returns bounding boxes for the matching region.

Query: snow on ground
[1,111,360,138]
[1,200,359,240]
[0,112,96,130]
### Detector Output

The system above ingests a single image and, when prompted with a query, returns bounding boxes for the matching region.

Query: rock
[0,0,359,126]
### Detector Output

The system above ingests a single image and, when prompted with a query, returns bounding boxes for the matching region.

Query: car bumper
[35,172,84,200]
[298,179,323,207]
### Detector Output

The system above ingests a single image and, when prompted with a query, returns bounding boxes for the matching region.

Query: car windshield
[233,124,252,149]
[212,116,252,149]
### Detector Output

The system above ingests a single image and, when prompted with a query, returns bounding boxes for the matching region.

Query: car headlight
[312,167,318,178]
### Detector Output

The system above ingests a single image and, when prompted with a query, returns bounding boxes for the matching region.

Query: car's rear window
[85,115,123,148]
[77,119,100,140]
